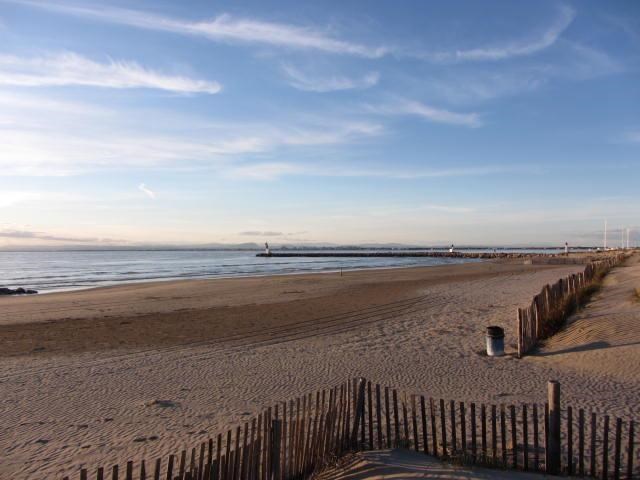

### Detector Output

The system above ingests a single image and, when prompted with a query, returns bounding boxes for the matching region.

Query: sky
[0,0,638,247]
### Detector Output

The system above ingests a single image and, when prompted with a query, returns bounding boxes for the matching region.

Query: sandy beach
[1,258,639,479]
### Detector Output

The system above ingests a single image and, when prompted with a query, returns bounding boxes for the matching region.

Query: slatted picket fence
[64,378,638,480]
[517,253,628,357]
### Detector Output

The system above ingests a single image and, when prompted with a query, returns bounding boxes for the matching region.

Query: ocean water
[0,249,490,293]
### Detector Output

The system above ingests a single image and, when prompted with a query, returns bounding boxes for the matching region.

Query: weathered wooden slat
[470,403,477,463]
[240,423,248,480]
[491,405,497,463]
[501,406,507,467]
[450,400,457,454]
[208,439,213,472]
[293,397,301,475]
[420,396,429,455]
[140,460,146,480]
[591,412,597,478]
[411,395,419,452]
[481,404,487,460]
[166,455,174,480]
[335,386,345,456]
[460,402,467,454]
[384,387,391,449]
[523,404,529,471]
[510,405,517,469]
[603,415,610,480]
[254,415,262,480]
[375,384,383,449]
[287,400,294,479]
[402,396,410,448]
[198,443,205,480]
[544,403,549,473]
[190,447,196,478]
[627,420,635,480]
[568,406,573,476]
[392,389,400,447]
[440,399,448,457]
[280,403,286,480]
[579,409,585,477]
[429,398,438,457]
[367,382,374,450]
[613,418,622,480]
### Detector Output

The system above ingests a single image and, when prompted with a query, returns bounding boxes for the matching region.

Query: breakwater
[258,251,541,259]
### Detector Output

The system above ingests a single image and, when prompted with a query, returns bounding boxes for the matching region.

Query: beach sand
[314,449,573,480]
[1,258,639,478]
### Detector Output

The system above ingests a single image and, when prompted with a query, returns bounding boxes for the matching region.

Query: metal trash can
[486,326,505,357]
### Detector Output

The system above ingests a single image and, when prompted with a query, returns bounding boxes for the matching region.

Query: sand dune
[1,259,638,478]
[533,254,640,383]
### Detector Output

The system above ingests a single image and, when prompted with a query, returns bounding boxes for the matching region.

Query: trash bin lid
[486,326,504,338]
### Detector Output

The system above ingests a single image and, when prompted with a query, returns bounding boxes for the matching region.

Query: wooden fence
[517,253,628,358]
[64,379,638,480]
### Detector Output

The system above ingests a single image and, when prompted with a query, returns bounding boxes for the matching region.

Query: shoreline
[5,256,484,296]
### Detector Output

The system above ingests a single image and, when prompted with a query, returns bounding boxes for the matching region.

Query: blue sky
[0,0,638,247]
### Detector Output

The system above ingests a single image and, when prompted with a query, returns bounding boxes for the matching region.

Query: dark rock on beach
[0,287,38,295]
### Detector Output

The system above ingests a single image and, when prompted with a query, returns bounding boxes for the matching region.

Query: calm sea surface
[0,249,561,293]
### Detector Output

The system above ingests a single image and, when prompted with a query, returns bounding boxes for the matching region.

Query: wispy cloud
[419,42,622,105]
[421,204,475,213]
[227,163,303,180]
[368,99,482,127]
[0,228,117,243]
[422,5,575,62]
[0,90,109,115]
[282,64,379,92]
[0,118,383,175]
[10,1,387,58]
[239,231,283,236]
[226,162,537,181]
[138,183,156,199]
[0,52,221,93]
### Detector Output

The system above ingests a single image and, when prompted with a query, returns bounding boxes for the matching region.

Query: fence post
[548,381,561,475]
[351,378,366,449]
[270,419,281,480]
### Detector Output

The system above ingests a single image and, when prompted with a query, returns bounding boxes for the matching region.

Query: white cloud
[0,191,41,208]
[423,5,575,62]
[138,183,156,199]
[0,52,221,94]
[11,1,387,58]
[0,118,384,175]
[368,99,482,128]
[282,64,379,92]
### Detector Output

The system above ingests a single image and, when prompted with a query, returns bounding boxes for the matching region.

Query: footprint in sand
[145,399,179,408]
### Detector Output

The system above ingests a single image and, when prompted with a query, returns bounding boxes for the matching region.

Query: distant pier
[256,251,534,259]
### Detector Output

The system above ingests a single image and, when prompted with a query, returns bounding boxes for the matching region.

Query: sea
[0,248,564,293]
